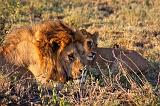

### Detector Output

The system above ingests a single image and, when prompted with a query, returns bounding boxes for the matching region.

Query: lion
[80,29,149,75]
[0,20,87,84]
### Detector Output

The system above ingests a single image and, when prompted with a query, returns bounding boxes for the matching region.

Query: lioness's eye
[68,53,74,61]
[87,41,93,48]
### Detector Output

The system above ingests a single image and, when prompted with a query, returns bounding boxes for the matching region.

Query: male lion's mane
[0,20,82,83]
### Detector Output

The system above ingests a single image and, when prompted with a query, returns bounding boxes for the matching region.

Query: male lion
[80,29,149,75]
[0,20,87,84]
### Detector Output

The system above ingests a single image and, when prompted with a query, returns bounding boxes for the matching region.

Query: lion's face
[80,29,98,61]
[1,20,89,84]
[57,42,87,81]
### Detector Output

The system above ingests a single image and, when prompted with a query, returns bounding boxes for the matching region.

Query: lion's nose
[79,65,87,73]
[79,65,87,74]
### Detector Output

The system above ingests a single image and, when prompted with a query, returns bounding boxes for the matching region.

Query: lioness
[81,29,149,75]
[91,48,149,74]
[0,20,87,84]
[80,29,98,61]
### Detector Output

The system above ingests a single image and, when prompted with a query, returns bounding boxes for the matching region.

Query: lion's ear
[56,20,86,43]
[51,42,60,52]
[50,37,69,53]
[55,19,76,39]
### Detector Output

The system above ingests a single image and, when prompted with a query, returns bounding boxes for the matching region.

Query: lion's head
[80,29,98,61]
[56,42,87,80]
[1,20,87,84]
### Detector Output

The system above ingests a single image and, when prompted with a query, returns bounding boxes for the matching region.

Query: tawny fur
[0,20,86,84]
[81,29,149,75]
[90,48,149,74]
[80,29,98,58]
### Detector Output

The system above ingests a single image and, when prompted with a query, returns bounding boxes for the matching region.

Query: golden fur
[0,20,86,84]
[81,29,149,75]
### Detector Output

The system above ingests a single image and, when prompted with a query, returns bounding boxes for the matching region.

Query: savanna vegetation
[0,0,159,105]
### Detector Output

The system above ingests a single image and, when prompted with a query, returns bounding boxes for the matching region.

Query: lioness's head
[80,29,98,61]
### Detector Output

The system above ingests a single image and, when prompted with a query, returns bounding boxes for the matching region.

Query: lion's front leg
[28,64,49,84]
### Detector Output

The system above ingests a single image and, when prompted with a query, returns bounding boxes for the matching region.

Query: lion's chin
[87,56,94,61]
[73,77,85,85]
[73,70,88,84]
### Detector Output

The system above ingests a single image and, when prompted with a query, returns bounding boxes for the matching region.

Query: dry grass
[0,0,160,105]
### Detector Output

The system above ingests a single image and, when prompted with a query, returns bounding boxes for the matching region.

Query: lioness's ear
[80,29,87,35]
[73,29,87,42]
[92,31,99,42]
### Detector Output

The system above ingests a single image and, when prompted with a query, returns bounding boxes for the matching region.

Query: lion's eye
[81,51,85,56]
[68,53,74,61]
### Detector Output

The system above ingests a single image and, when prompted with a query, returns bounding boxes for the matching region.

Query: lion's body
[0,20,86,84]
